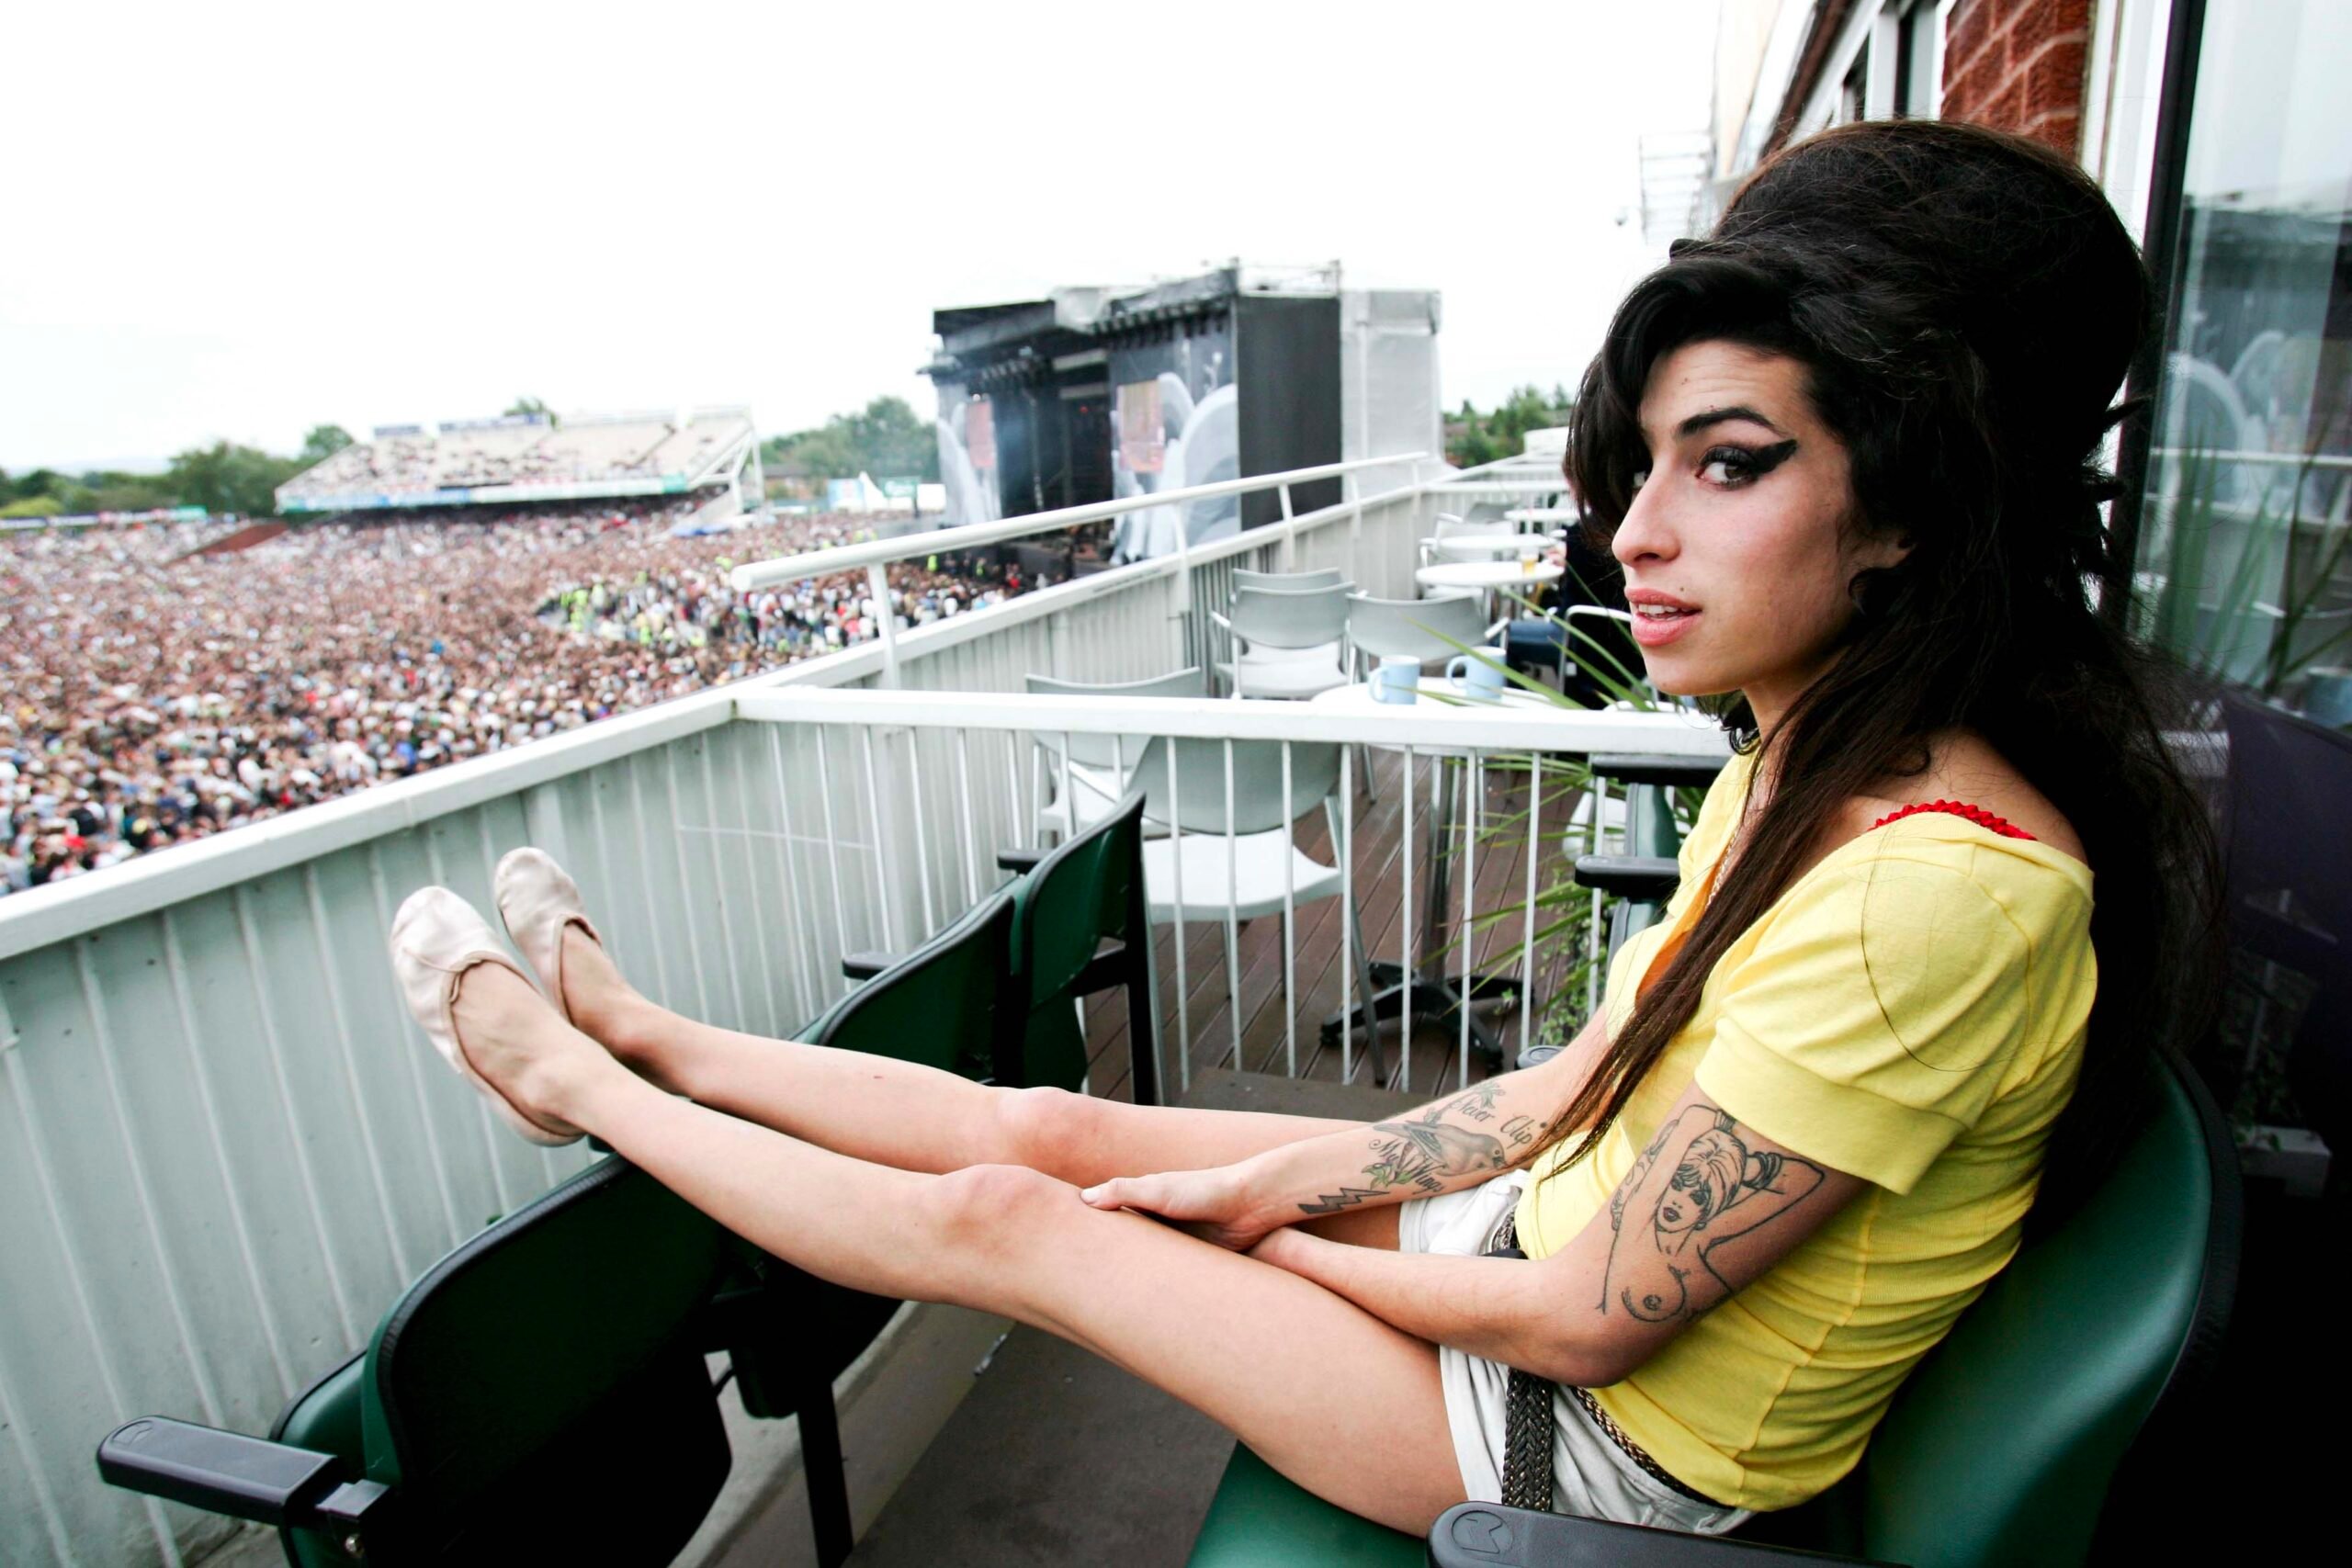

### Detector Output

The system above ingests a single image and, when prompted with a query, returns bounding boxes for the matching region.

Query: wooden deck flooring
[1078,749,1597,1105]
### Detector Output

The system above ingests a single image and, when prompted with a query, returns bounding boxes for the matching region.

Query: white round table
[1309,677,1553,718]
[1309,673,1555,760]
[1427,532,1550,561]
[1430,479,1565,498]
[1415,559,1564,592]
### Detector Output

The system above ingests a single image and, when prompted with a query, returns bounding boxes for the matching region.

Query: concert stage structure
[924,263,1442,559]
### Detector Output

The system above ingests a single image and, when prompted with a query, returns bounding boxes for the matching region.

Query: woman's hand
[1079,1164,1274,1251]
[1243,1224,1312,1270]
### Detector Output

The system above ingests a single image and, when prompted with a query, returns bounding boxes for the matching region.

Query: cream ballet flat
[389,886,583,1147]
[492,847,610,1027]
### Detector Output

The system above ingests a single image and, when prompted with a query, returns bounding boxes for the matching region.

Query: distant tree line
[4,389,939,521]
[1445,385,1575,468]
[0,424,355,521]
[762,395,938,485]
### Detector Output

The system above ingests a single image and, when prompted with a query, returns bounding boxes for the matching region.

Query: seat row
[95,795,1166,1567]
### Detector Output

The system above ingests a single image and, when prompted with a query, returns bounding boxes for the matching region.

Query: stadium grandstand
[274,407,762,519]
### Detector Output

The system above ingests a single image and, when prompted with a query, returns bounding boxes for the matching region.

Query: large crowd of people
[1,499,1055,895]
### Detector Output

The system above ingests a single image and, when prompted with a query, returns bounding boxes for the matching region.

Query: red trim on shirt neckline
[1868,800,2037,840]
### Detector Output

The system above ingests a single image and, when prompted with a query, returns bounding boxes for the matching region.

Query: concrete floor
[848,1324,1234,1567]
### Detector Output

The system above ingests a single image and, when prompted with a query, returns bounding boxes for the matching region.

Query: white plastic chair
[1229,569,1351,668]
[1339,590,1498,797]
[1130,736,1346,918]
[1212,584,1352,699]
[1024,668,1205,840]
[1344,590,1496,674]
[1128,735,1385,1062]
[1232,567,1346,592]
[1565,605,1657,701]
[1418,513,1515,570]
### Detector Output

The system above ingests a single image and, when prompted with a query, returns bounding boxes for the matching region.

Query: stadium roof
[275,409,756,513]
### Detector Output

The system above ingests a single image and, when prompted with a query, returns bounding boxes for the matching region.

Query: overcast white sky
[0,0,1717,473]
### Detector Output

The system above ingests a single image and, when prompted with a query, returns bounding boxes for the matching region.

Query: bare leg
[452,963,1459,1530]
[563,926,1402,1247]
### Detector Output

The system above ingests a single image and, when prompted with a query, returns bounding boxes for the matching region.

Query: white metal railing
[729,687,1727,1097]
[0,457,1578,1568]
[0,467,1476,965]
[729,453,1431,685]
[730,454,1433,587]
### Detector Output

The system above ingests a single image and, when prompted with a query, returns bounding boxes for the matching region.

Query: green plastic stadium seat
[1189,1445,1422,1567]
[102,1156,746,1566]
[1001,788,1158,1100]
[808,885,1024,1077]
[1191,1048,2239,1568]
[98,888,1034,1568]
[744,886,1025,1562]
[840,788,1156,1099]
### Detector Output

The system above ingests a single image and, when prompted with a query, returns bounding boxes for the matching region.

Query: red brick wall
[1939,0,2094,157]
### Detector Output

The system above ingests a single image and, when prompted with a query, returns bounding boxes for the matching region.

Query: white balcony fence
[0,456,1714,1568]
[726,687,1724,1097]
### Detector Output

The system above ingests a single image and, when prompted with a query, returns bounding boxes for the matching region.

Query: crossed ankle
[526,1038,628,1132]
[593,998,683,1084]
[576,989,646,1056]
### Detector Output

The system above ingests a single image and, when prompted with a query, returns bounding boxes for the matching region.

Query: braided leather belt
[1484,1213,1719,1510]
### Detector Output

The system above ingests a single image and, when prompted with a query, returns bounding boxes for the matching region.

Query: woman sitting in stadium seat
[384,121,2216,1536]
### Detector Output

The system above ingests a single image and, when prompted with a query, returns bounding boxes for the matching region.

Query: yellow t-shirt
[1512,750,2096,1510]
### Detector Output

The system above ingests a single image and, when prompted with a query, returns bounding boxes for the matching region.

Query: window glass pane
[1903,2,1939,116]
[2136,0,2352,716]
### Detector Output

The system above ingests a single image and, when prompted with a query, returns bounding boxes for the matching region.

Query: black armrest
[996,846,1046,874]
[1070,938,1129,997]
[1426,1505,1893,1566]
[1588,752,1727,788]
[841,951,899,981]
[1574,854,1681,900]
[96,1416,390,1533]
[700,1280,775,1350]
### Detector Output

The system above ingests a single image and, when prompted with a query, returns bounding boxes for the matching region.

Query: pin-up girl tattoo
[1602,1106,1826,1323]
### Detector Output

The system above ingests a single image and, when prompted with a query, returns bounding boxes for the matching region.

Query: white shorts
[1397,1171,1752,1535]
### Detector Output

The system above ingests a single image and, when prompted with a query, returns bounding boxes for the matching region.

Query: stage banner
[1116,379,1164,474]
[965,397,996,472]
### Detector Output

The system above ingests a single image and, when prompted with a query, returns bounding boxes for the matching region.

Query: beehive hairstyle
[1531,119,2220,1219]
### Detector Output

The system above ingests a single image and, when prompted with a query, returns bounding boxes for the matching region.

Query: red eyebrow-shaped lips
[1625,589,1700,611]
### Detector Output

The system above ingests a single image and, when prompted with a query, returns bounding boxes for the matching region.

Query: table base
[1317,963,1522,1075]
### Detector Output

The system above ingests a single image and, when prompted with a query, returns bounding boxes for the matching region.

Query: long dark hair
[1534,120,2221,1216]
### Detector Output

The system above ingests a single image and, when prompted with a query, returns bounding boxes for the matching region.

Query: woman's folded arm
[1081,1014,1610,1249]
[1250,1077,1868,1386]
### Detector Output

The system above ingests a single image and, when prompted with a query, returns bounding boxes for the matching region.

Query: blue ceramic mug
[1374,655,1420,704]
[1444,650,1508,702]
